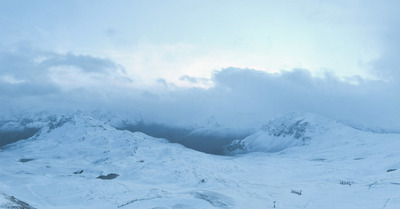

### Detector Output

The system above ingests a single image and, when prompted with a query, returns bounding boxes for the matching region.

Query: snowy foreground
[0,114,400,209]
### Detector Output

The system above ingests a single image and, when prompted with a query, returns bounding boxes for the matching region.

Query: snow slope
[0,193,36,209]
[0,113,400,208]
[224,112,356,154]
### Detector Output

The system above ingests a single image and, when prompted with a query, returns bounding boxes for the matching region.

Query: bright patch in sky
[1,0,398,86]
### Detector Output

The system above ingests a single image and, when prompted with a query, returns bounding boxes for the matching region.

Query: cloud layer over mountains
[1,46,400,131]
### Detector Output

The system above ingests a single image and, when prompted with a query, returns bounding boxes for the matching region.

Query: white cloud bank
[1,47,400,132]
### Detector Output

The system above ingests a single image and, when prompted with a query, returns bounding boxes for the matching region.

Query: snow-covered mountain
[224,112,356,154]
[0,193,36,209]
[0,113,400,208]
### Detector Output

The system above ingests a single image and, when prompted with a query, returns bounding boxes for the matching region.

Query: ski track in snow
[0,113,399,208]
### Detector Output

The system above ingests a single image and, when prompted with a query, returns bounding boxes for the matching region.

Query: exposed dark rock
[97,173,119,180]
[73,170,84,174]
[47,115,72,132]
[18,158,34,163]
[260,119,310,142]
[310,158,326,162]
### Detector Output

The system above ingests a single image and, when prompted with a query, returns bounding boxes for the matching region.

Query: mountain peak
[224,112,343,154]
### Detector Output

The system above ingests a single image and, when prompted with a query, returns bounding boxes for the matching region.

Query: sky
[1,0,400,130]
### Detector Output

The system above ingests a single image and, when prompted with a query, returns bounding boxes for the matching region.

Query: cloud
[133,67,400,131]
[179,75,212,87]
[1,47,400,132]
[0,80,59,97]
[372,27,400,81]
[0,46,132,97]
[362,1,400,82]
[81,67,397,132]
[105,28,117,37]
[41,53,125,74]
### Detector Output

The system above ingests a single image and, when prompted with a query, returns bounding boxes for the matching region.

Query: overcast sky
[1,0,400,130]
